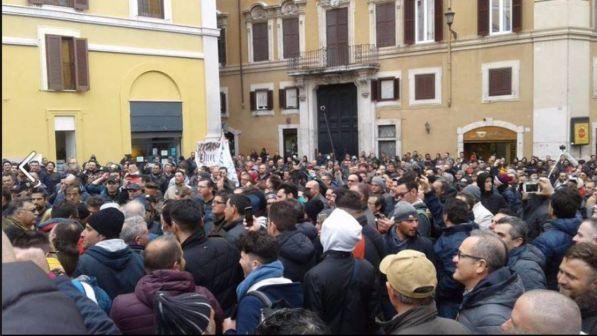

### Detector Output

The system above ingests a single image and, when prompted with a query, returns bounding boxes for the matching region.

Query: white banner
[195,135,239,187]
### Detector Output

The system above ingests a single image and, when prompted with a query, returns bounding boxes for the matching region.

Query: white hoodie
[320,208,362,253]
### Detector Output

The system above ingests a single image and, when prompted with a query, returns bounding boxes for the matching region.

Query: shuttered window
[283,18,300,59]
[404,0,415,45]
[218,27,227,66]
[488,67,512,96]
[250,89,273,111]
[28,0,88,10]
[138,0,164,19]
[280,87,299,109]
[415,0,434,43]
[376,2,396,47]
[46,35,89,92]
[372,78,400,101]
[252,22,269,62]
[220,92,227,115]
[482,0,520,35]
[414,73,435,100]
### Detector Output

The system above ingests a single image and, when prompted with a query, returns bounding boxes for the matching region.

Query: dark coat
[507,244,546,291]
[277,230,316,282]
[357,215,387,269]
[303,251,380,334]
[457,267,525,334]
[2,261,88,334]
[522,194,550,241]
[54,275,121,335]
[296,220,318,242]
[501,186,522,217]
[379,304,471,335]
[480,191,507,215]
[74,243,145,300]
[531,217,581,289]
[218,218,246,245]
[581,305,597,335]
[110,270,224,334]
[384,226,436,265]
[235,282,303,334]
[433,222,478,319]
[182,229,243,315]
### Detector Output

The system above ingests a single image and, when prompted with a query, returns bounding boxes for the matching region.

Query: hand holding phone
[244,206,254,228]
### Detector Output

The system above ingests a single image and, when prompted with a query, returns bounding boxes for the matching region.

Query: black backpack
[246,290,292,322]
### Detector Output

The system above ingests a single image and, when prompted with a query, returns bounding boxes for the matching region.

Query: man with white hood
[303,208,380,334]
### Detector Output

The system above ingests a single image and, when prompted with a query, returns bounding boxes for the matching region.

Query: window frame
[378,77,398,101]
[255,89,270,110]
[481,60,520,102]
[284,87,299,110]
[220,87,229,118]
[248,20,272,63]
[375,1,397,48]
[415,0,435,44]
[129,0,172,23]
[281,17,300,60]
[39,27,82,91]
[490,0,512,36]
[408,67,442,106]
[218,26,227,66]
[376,121,400,157]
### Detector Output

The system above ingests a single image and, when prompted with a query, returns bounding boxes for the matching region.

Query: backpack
[246,290,292,322]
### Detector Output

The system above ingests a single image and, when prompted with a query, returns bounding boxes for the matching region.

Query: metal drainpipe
[238,0,245,108]
[447,0,453,108]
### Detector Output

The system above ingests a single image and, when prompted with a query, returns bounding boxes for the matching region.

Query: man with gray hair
[122,200,145,219]
[453,230,524,334]
[120,215,149,254]
[501,289,582,334]
[460,184,493,230]
[573,217,597,245]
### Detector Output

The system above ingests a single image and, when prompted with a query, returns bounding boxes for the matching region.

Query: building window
[371,77,400,102]
[138,0,164,19]
[415,0,434,43]
[280,87,299,109]
[415,74,435,100]
[409,67,441,106]
[376,2,396,47]
[488,67,512,96]
[282,18,300,59]
[252,22,269,62]
[220,91,227,116]
[378,124,397,157]
[28,0,88,10]
[250,89,273,111]
[491,0,511,34]
[45,35,89,91]
[218,27,227,66]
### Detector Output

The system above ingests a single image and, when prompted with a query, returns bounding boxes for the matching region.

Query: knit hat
[155,292,212,335]
[87,207,125,239]
[462,184,481,202]
[371,176,386,191]
[392,201,417,222]
[320,208,362,253]
[380,250,437,299]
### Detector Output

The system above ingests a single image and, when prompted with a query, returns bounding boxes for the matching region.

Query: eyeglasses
[456,250,484,261]
[214,200,227,205]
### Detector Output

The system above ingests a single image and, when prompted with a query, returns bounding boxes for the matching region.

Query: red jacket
[110,270,224,334]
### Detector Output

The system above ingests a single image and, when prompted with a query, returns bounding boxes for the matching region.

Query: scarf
[236,260,284,299]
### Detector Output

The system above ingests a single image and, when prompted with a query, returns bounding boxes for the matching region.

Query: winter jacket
[37,217,72,233]
[531,217,581,289]
[378,304,471,335]
[73,239,145,300]
[303,251,380,334]
[100,188,128,205]
[433,222,478,319]
[423,191,446,235]
[2,261,88,335]
[384,226,436,265]
[581,305,597,335]
[501,186,522,217]
[277,230,316,282]
[219,218,246,245]
[522,194,550,241]
[110,270,224,335]
[2,216,34,242]
[507,244,546,291]
[356,215,387,270]
[480,190,507,215]
[182,229,243,315]
[54,274,121,335]
[457,267,524,334]
[296,220,318,242]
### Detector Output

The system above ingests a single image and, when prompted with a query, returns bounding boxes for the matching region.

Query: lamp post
[445,6,456,108]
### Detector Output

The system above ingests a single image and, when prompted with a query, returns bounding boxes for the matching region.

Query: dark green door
[317,83,358,157]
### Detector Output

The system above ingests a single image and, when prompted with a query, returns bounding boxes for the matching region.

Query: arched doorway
[463,126,516,162]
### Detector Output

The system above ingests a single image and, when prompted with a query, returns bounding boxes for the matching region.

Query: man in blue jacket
[74,207,145,299]
[223,231,303,334]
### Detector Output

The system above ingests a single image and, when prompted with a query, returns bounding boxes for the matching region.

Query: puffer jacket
[378,303,471,335]
[433,222,478,319]
[507,244,546,291]
[110,270,224,334]
[531,217,581,289]
[356,215,386,270]
[457,267,524,334]
[501,186,522,217]
[182,229,243,316]
[277,230,316,282]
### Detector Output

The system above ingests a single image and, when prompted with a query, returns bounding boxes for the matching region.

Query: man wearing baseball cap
[73,207,145,299]
[378,250,471,334]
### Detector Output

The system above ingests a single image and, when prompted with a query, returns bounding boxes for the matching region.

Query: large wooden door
[317,83,358,157]
[326,8,348,66]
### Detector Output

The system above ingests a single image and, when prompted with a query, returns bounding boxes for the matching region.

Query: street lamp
[445,8,457,40]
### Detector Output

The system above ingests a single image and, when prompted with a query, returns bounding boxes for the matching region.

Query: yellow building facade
[217,0,597,161]
[2,0,222,164]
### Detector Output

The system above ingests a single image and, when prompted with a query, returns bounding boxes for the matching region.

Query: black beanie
[87,207,125,239]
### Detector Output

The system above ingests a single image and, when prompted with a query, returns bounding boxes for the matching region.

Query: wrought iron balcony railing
[287,44,379,74]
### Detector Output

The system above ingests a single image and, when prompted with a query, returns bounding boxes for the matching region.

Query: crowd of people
[2,149,597,334]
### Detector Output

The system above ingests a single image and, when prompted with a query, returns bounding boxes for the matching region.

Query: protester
[573,217,597,245]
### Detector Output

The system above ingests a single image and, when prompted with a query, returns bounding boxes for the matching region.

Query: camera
[523,182,540,193]
[559,145,566,151]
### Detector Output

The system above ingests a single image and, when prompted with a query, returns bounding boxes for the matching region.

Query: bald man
[501,289,582,334]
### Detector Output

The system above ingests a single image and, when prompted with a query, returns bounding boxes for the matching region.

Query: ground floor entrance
[463,126,517,162]
[316,83,358,157]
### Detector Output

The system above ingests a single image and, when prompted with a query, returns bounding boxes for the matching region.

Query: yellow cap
[379,250,437,299]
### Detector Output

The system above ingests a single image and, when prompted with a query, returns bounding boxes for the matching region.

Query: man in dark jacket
[558,243,597,335]
[433,198,478,319]
[2,199,37,242]
[532,186,582,289]
[74,207,145,299]
[383,201,436,263]
[266,200,315,282]
[223,231,303,334]
[377,250,470,334]
[454,230,524,334]
[110,236,223,334]
[477,172,507,215]
[303,208,379,334]
[169,199,243,316]
[213,194,251,244]
[494,216,546,290]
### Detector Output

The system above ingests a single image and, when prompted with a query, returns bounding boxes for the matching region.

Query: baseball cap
[379,250,437,299]
[106,177,119,184]
[126,183,141,191]
[392,201,417,222]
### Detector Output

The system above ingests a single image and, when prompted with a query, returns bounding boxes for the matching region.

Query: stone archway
[457,119,524,160]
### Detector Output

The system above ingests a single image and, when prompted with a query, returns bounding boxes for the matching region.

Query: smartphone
[244,206,254,227]
[523,182,540,193]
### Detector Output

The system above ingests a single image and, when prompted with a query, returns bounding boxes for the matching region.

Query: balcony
[287,44,379,76]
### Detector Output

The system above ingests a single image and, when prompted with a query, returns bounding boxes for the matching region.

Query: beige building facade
[217,0,597,162]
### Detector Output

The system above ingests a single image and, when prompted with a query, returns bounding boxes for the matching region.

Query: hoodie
[277,230,316,282]
[320,208,362,253]
[476,172,507,215]
[74,239,145,299]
